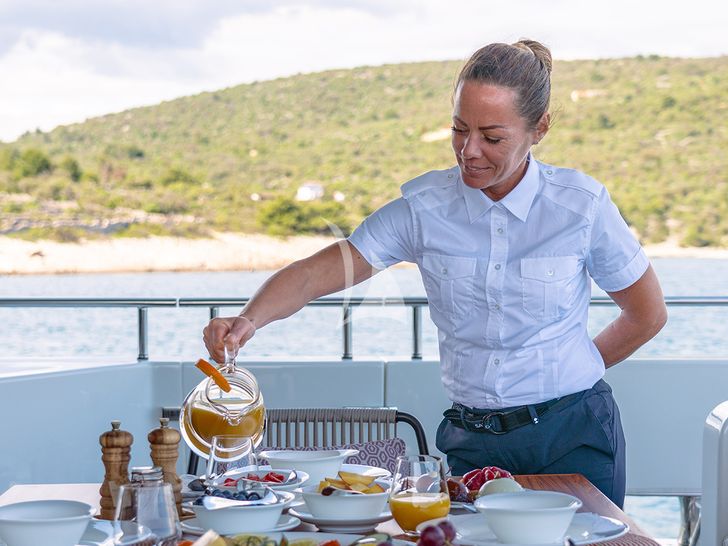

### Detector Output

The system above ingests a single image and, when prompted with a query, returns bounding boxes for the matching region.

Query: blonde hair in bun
[455,38,552,130]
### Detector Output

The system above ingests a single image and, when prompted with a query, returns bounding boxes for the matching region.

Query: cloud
[0,0,418,55]
[0,0,726,142]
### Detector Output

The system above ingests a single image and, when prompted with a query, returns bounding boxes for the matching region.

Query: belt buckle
[478,411,506,434]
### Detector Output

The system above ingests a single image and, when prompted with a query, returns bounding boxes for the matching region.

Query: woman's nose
[461,133,482,159]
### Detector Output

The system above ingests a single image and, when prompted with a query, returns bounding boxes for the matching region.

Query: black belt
[443,391,584,434]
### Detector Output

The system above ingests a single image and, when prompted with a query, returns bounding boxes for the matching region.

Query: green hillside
[1,55,727,246]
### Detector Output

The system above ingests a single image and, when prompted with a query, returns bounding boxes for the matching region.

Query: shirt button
[494,264,501,270]
[547,269,555,276]
[494,358,500,365]
[441,267,448,275]
[497,228,504,234]
[494,303,501,310]
[448,173,453,178]
[546,169,553,175]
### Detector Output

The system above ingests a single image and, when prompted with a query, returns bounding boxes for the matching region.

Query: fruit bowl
[209,468,310,492]
[257,449,358,483]
[0,499,95,546]
[300,484,389,519]
[189,490,295,535]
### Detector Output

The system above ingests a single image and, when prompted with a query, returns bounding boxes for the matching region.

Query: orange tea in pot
[180,356,265,458]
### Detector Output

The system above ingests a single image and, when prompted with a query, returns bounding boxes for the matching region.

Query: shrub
[15,148,52,177]
[256,196,352,236]
[60,156,82,181]
[160,167,199,186]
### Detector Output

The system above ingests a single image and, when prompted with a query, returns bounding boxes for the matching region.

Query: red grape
[437,520,457,543]
[418,525,446,546]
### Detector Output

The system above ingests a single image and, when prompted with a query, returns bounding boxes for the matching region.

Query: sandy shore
[1,233,727,275]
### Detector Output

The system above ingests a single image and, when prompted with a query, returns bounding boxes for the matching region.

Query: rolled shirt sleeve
[586,187,650,292]
[347,197,416,269]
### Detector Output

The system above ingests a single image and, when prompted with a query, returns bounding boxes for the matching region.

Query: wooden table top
[0,474,659,545]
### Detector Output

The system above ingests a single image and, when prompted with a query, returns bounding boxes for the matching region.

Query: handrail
[1,296,726,361]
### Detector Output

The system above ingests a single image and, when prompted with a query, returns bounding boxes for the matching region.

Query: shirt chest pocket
[521,256,581,321]
[421,254,478,317]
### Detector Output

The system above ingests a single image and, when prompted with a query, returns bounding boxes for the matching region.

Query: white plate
[181,513,301,536]
[76,519,152,546]
[226,531,410,546]
[340,463,391,479]
[416,512,629,546]
[211,468,311,491]
[289,507,392,534]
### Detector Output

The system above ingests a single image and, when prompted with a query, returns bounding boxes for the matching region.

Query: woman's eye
[484,135,502,144]
[451,126,467,134]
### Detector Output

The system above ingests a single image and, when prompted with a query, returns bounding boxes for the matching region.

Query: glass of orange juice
[389,454,450,535]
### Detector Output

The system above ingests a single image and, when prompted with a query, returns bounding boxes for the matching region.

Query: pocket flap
[421,254,477,280]
[521,256,580,282]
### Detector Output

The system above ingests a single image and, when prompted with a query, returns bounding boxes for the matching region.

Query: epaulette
[539,161,602,198]
[400,166,460,199]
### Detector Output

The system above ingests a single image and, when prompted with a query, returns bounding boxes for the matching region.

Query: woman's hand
[203,316,256,364]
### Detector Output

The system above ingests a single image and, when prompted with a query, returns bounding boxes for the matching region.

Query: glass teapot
[180,346,265,458]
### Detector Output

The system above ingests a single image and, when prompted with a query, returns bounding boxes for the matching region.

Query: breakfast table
[0,474,660,545]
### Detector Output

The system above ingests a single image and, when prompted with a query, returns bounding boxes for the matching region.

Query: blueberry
[193,497,204,506]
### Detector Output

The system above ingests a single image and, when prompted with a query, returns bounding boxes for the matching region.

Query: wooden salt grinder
[99,420,133,520]
[148,417,183,515]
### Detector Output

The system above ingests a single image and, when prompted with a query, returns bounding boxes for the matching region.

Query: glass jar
[179,358,265,458]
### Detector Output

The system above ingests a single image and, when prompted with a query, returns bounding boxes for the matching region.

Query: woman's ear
[534,112,550,144]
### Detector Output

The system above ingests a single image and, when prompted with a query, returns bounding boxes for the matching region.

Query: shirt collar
[459,153,540,223]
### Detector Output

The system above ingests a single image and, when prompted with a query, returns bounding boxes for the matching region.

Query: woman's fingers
[203,316,256,364]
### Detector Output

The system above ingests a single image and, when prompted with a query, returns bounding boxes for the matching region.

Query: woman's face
[451,80,546,200]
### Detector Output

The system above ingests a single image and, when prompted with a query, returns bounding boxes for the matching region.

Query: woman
[203,39,667,508]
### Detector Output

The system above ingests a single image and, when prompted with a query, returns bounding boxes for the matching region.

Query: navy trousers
[435,379,626,508]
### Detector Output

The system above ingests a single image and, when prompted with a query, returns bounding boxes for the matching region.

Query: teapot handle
[223,342,238,372]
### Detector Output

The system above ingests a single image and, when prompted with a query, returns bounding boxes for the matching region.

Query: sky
[0,0,727,143]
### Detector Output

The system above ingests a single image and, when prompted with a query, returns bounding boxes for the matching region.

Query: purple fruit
[418,525,446,546]
[437,520,457,543]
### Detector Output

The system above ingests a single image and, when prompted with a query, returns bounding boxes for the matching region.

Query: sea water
[2,257,728,539]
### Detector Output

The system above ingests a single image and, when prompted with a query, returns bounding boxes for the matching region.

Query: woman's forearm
[593,311,665,367]
[240,240,375,330]
[593,265,668,368]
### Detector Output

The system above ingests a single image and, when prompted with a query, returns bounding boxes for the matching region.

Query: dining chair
[698,399,728,546]
[186,407,429,475]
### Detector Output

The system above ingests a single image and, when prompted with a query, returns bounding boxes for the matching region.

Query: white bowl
[0,499,95,546]
[258,449,359,484]
[190,490,295,535]
[300,484,389,519]
[210,468,309,492]
[473,490,582,544]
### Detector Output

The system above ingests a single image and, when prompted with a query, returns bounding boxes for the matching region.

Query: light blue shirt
[348,156,650,409]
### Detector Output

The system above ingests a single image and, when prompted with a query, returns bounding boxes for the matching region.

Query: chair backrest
[699,400,728,546]
[263,407,429,455]
[185,407,429,475]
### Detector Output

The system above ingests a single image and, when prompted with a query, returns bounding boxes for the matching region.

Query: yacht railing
[1,296,727,361]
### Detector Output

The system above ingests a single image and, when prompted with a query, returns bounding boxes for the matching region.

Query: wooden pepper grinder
[148,417,183,515]
[99,420,133,520]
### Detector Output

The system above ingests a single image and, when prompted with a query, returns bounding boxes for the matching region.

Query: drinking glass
[389,454,450,536]
[205,434,257,483]
[113,482,180,546]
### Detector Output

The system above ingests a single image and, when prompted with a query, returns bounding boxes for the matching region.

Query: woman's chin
[461,174,491,191]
